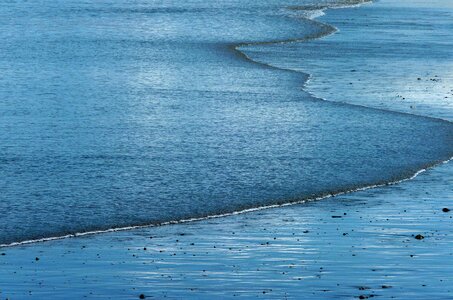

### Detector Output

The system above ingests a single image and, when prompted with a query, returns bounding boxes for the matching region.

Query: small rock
[442,208,450,212]
[415,234,424,240]
[381,285,392,289]
[359,296,368,299]
[139,294,145,299]
[35,257,40,261]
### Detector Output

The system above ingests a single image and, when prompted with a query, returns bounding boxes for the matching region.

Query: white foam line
[1,157,451,248]
[289,0,373,21]
[235,1,453,124]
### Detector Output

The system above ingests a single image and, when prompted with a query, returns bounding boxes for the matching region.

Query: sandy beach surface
[0,159,452,299]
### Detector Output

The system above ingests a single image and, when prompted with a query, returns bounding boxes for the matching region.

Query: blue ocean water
[0,0,452,245]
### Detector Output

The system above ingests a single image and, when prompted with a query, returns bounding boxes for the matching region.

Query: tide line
[1,157,451,248]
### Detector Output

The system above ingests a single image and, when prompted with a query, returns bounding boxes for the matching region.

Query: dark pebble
[35,257,40,261]
[415,234,424,240]
[359,296,368,299]
[331,216,342,218]
[442,208,450,212]
[139,294,145,299]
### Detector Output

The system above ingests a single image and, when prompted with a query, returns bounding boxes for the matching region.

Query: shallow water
[1,0,452,245]
[244,0,453,120]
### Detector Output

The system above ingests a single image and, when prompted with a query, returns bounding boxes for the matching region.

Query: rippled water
[1,0,452,245]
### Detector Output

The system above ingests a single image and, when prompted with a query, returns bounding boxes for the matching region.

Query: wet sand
[1,161,451,299]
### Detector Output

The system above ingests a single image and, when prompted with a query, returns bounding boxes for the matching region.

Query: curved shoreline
[2,0,452,248]
[2,157,451,248]
[233,1,452,124]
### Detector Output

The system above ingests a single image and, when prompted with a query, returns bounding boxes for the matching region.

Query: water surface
[0,0,452,245]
